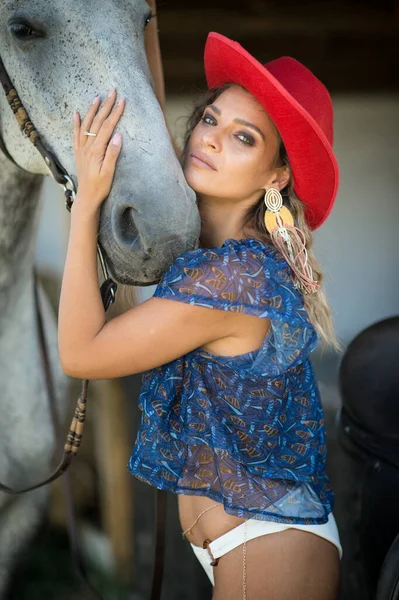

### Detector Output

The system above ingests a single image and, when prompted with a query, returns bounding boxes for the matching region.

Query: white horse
[0,0,198,594]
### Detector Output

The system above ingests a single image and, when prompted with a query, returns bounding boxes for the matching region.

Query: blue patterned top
[128,238,334,525]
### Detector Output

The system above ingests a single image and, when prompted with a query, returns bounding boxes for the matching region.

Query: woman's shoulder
[154,237,293,316]
[173,237,290,274]
[156,236,297,297]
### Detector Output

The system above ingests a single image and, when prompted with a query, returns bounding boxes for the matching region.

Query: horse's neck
[0,155,68,488]
[0,154,44,322]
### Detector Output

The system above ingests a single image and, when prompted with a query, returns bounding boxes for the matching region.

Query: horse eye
[144,12,153,28]
[10,22,41,40]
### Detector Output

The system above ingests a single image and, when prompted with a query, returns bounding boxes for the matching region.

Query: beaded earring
[263,188,319,295]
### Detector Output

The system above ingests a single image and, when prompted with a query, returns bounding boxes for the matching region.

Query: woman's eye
[199,114,254,146]
[201,113,216,125]
[236,132,255,146]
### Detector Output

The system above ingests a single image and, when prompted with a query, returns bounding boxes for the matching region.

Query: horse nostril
[117,207,152,256]
[119,207,139,244]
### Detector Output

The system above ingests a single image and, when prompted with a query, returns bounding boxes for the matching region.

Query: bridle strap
[0,50,166,600]
[0,54,70,184]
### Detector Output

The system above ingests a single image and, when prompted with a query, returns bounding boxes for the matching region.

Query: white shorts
[189,512,342,586]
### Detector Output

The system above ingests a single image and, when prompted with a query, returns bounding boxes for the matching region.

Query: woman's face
[184,85,281,202]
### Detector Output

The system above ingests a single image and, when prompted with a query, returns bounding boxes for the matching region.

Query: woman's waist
[178,494,246,548]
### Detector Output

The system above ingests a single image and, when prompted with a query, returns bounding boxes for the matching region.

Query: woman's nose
[202,130,221,151]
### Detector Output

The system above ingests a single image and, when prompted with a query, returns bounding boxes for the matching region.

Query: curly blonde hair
[181,83,340,351]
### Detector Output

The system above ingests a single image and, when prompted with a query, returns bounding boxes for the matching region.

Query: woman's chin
[184,167,215,196]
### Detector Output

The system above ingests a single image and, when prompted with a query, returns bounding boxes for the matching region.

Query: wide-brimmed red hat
[204,32,339,229]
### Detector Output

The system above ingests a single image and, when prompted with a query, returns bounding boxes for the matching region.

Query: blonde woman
[59,32,342,600]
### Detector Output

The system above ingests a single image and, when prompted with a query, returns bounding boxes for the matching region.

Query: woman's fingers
[94,98,125,149]
[88,88,118,138]
[75,89,124,170]
[101,131,123,181]
[71,89,124,205]
[73,112,81,152]
[79,95,101,145]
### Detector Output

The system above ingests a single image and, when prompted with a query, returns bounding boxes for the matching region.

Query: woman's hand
[73,88,125,213]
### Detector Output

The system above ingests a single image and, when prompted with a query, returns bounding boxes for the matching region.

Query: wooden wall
[156,0,399,94]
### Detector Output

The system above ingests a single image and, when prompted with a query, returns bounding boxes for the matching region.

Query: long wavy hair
[181,83,340,351]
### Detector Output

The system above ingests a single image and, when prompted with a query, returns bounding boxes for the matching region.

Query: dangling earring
[263,188,319,295]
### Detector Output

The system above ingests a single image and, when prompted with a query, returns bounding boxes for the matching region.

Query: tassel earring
[263,188,319,295]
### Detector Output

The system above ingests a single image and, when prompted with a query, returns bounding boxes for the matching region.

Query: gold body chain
[182,503,248,600]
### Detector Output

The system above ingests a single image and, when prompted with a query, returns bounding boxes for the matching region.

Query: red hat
[204,32,339,230]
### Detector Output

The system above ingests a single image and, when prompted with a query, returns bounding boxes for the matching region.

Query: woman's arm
[59,89,244,380]
[60,182,241,380]
[60,290,237,380]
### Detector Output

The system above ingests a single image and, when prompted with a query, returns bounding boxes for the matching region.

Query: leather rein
[0,53,166,600]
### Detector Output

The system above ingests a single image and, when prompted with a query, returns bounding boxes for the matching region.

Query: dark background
[157,0,399,94]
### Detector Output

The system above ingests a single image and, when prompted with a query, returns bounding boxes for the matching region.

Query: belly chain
[182,503,248,600]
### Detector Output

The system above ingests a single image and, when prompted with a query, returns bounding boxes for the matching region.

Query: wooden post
[94,378,135,584]
[145,0,181,157]
[145,0,166,111]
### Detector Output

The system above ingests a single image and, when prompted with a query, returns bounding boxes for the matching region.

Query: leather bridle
[0,52,166,600]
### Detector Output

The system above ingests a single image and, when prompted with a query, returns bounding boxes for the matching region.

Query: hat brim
[204,32,339,230]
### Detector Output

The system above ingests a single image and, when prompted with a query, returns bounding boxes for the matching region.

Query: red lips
[189,151,217,170]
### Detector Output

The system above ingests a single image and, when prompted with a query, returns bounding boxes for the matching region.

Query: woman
[60,32,342,600]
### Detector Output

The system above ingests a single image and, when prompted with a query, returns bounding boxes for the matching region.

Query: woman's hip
[188,512,342,589]
[193,512,342,563]
[178,494,341,559]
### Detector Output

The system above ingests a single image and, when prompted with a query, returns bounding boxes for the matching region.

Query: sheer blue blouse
[128,238,334,525]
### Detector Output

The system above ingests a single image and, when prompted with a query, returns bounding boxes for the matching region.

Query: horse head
[0,0,200,285]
